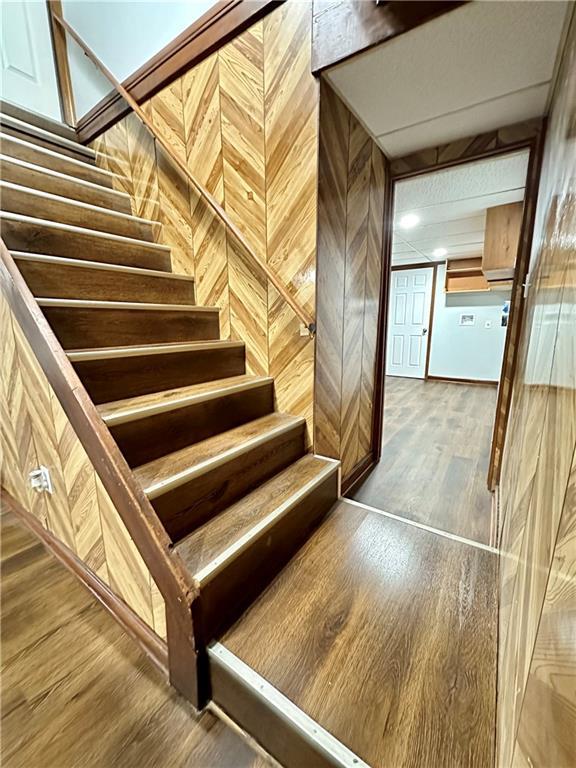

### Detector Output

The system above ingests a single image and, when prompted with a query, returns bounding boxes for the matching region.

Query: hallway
[351,377,497,546]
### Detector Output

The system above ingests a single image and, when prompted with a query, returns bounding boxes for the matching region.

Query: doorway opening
[351,150,530,547]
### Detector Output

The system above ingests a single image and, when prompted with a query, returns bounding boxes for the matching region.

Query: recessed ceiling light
[399,213,420,229]
[433,247,447,258]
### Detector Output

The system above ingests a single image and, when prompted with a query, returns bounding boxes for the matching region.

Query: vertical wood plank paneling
[497,17,576,767]
[314,81,350,460]
[340,117,371,477]
[264,1,318,440]
[219,23,268,375]
[183,53,230,338]
[150,80,195,277]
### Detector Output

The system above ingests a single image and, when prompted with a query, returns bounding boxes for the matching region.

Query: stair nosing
[141,415,306,499]
[193,462,338,584]
[0,211,171,251]
[11,252,195,281]
[0,154,131,200]
[1,113,94,156]
[1,179,157,227]
[36,298,217,312]
[66,340,244,361]
[0,131,115,178]
[101,376,274,426]
[209,644,370,768]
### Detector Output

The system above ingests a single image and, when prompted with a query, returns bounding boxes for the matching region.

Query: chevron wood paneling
[100,119,133,201]
[183,53,230,339]
[0,300,165,639]
[150,81,194,277]
[315,83,389,482]
[497,20,576,768]
[220,23,268,376]
[91,3,320,442]
[359,144,387,459]
[314,81,350,460]
[264,2,318,441]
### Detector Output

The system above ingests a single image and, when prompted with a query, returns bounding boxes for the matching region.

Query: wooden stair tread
[135,413,305,499]
[0,155,132,211]
[176,455,337,578]
[67,339,244,360]
[36,298,213,311]
[0,180,158,239]
[98,374,271,424]
[0,132,116,186]
[0,113,94,158]
[0,99,79,141]
[11,252,195,281]
[213,499,498,768]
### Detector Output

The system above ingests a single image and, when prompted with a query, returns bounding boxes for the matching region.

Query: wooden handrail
[51,10,316,336]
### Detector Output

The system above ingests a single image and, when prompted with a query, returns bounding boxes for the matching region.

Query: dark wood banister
[50,10,316,336]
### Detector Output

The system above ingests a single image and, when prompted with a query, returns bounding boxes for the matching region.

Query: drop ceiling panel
[326,1,568,158]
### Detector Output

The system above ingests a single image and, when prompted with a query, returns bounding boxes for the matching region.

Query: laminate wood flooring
[350,376,497,545]
[0,510,271,768]
[221,500,498,768]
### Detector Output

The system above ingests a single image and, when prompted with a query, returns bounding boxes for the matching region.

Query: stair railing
[50,10,316,336]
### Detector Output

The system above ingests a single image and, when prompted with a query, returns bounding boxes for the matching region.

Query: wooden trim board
[426,375,499,387]
[1,487,169,677]
[75,0,282,143]
[47,0,76,126]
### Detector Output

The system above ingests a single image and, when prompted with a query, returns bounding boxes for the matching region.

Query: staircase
[0,107,338,672]
[0,107,498,768]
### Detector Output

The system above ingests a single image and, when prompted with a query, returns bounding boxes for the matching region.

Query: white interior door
[1,1,61,120]
[386,267,434,379]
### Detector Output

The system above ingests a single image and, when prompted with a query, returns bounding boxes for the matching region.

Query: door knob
[422,328,428,335]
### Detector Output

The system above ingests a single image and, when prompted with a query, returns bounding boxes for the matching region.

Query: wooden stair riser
[15,255,195,304]
[0,215,172,271]
[0,157,132,213]
[150,423,307,542]
[1,182,156,241]
[194,469,338,644]
[108,383,275,467]
[42,304,220,349]
[71,344,247,404]
[0,133,115,187]
[1,123,95,162]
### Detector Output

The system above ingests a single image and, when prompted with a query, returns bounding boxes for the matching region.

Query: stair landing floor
[215,500,497,768]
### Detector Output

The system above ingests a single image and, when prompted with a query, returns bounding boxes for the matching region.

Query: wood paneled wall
[92,2,318,442]
[0,292,166,640]
[314,81,389,484]
[497,13,576,767]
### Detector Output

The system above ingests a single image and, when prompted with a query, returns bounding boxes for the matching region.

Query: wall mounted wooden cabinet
[482,202,523,281]
[444,257,490,293]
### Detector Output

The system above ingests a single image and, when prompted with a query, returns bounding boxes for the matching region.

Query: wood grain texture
[0,510,272,768]
[220,500,497,768]
[90,4,320,442]
[183,53,231,339]
[351,376,496,545]
[497,17,576,768]
[0,293,167,639]
[314,82,389,482]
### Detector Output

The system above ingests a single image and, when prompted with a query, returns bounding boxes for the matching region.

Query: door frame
[388,263,438,379]
[368,126,546,487]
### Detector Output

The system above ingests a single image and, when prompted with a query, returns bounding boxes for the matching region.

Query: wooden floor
[0,511,270,768]
[351,376,497,545]
[221,499,498,768]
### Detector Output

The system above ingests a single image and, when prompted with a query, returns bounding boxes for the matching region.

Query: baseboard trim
[341,454,374,495]
[427,375,499,387]
[1,486,169,678]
